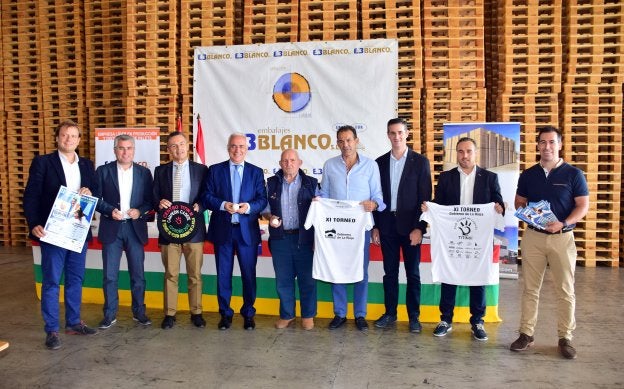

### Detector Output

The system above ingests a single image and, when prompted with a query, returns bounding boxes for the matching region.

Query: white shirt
[304,198,374,283]
[459,166,476,205]
[389,148,408,211]
[420,202,505,286]
[172,160,191,203]
[117,163,133,217]
[59,151,81,192]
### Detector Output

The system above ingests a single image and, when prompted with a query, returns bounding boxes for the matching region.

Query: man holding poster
[23,120,99,350]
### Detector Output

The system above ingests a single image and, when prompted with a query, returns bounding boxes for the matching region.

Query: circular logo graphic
[158,202,201,244]
[273,73,311,113]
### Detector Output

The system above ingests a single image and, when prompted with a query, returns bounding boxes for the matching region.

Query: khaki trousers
[161,242,204,315]
[519,228,577,340]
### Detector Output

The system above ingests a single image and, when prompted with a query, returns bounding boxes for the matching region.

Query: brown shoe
[510,333,534,351]
[0,340,9,352]
[558,338,577,359]
[301,317,314,330]
[274,318,295,329]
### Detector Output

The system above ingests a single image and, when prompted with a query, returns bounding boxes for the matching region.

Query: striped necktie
[173,164,182,202]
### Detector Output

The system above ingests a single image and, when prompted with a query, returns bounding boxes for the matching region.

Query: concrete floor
[0,246,622,389]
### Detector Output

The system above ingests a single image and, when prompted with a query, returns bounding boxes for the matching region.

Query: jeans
[269,234,316,319]
[332,231,370,318]
[40,241,88,332]
[102,222,146,320]
[379,229,421,320]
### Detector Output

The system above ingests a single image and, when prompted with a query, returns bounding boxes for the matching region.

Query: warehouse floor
[0,246,621,388]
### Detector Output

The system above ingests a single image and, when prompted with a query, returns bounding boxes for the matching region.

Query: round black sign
[158,202,201,243]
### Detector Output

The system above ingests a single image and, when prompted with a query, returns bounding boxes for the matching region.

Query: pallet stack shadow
[561,0,622,266]
[126,0,178,162]
[362,0,424,153]
[422,0,487,179]
[180,0,235,157]
[85,0,127,156]
[1,1,46,244]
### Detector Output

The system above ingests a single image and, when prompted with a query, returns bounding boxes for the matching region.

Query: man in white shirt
[96,134,154,329]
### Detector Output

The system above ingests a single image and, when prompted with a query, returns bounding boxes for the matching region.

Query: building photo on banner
[30,41,515,324]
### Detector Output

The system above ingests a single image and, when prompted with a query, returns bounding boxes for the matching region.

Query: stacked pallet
[561,0,623,266]
[493,0,562,170]
[362,0,424,152]
[0,1,45,244]
[180,0,236,144]
[300,0,358,41]
[126,0,178,161]
[84,0,128,156]
[422,0,487,176]
[242,0,298,44]
[38,0,88,157]
[0,35,9,244]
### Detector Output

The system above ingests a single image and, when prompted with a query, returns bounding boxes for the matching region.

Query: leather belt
[232,222,240,226]
[120,219,131,223]
[284,229,299,235]
[527,225,572,235]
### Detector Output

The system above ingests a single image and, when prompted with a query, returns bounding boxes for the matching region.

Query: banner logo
[272,73,311,113]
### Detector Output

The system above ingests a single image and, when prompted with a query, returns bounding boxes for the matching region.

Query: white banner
[192,39,398,177]
[94,128,161,175]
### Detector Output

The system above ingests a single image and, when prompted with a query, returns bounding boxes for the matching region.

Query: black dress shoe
[243,316,255,330]
[218,315,232,330]
[191,314,206,328]
[328,316,347,330]
[161,315,176,329]
[355,317,368,332]
[409,320,422,333]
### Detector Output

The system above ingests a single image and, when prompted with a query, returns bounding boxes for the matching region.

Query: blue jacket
[23,152,99,242]
[266,169,317,246]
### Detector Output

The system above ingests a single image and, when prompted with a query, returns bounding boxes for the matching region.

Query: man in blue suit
[23,120,99,350]
[427,137,504,341]
[372,118,432,333]
[203,133,267,330]
[154,131,208,330]
[95,134,153,329]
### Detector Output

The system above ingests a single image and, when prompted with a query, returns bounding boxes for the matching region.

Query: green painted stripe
[34,265,499,307]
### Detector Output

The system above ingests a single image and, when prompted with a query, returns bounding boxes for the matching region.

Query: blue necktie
[232,164,241,223]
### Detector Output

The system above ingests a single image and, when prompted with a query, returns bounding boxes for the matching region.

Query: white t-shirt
[304,198,373,283]
[420,202,505,286]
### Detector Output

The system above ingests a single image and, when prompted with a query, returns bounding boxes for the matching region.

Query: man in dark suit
[95,134,153,329]
[372,118,432,333]
[203,133,267,330]
[153,131,208,330]
[427,136,504,341]
[23,119,99,350]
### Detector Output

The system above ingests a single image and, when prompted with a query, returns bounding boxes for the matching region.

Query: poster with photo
[40,186,98,253]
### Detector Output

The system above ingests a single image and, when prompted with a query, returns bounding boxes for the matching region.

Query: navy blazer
[374,149,432,235]
[203,160,267,246]
[23,152,99,242]
[153,160,208,245]
[433,166,504,213]
[95,162,153,245]
[266,169,317,245]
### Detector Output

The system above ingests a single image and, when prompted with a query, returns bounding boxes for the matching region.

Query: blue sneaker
[472,323,488,341]
[433,321,452,337]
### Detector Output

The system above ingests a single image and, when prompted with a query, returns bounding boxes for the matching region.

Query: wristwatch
[562,220,569,229]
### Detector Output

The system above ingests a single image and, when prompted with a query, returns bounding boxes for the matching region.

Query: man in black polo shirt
[510,126,589,359]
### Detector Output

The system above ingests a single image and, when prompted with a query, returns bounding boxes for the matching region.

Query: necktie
[232,164,241,223]
[173,164,182,202]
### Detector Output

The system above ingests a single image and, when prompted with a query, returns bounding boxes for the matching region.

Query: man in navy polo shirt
[510,126,589,359]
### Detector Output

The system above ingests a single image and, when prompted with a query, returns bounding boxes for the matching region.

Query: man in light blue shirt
[319,125,385,331]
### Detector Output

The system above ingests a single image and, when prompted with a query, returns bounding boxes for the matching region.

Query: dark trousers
[214,225,258,318]
[379,229,421,320]
[102,222,146,320]
[439,283,486,325]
